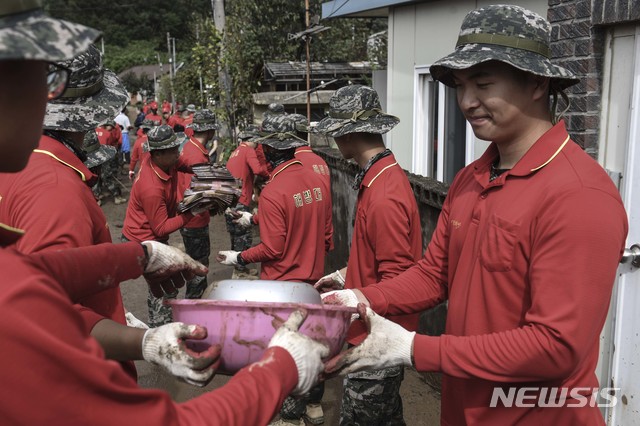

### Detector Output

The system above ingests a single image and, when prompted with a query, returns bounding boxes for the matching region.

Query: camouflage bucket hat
[189,109,218,132]
[147,125,182,151]
[287,113,310,133]
[186,104,196,113]
[0,0,100,62]
[139,119,156,130]
[315,85,399,138]
[429,5,579,90]
[43,44,129,132]
[82,129,116,169]
[265,103,285,116]
[256,114,307,150]
[238,124,260,141]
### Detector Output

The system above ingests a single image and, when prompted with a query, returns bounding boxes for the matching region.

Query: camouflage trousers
[280,382,325,420]
[179,226,210,299]
[120,234,174,328]
[340,366,406,426]
[97,153,122,197]
[225,203,252,271]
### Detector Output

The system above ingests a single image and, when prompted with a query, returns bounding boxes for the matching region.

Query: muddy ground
[103,171,441,425]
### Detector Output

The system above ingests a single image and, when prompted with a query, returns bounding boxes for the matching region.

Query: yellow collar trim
[190,139,208,155]
[150,161,170,181]
[0,222,25,235]
[365,162,397,187]
[530,135,570,172]
[33,149,87,181]
[270,160,302,182]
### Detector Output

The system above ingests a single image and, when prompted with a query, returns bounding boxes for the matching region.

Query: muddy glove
[217,250,240,266]
[232,211,253,228]
[268,309,329,395]
[314,269,345,293]
[128,170,135,181]
[142,322,221,386]
[142,241,208,298]
[125,311,149,329]
[324,304,415,376]
[321,289,361,322]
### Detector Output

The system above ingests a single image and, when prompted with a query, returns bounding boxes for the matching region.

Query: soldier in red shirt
[0,5,328,423]
[145,100,162,126]
[128,119,154,180]
[323,6,628,426]
[123,125,202,327]
[95,120,127,204]
[314,84,422,425]
[178,109,219,298]
[224,125,269,274]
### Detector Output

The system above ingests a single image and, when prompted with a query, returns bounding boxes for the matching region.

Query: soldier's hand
[128,170,135,181]
[324,304,415,376]
[314,269,345,293]
[216,250,239,266]
[142,322,221,386]
[142,241,208,297]
[232,211,253,228]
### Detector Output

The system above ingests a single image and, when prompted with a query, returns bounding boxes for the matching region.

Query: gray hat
[0,0,100,62]
[238,124,260,141]
[139,119,156,130]
[287,113,310,133]
[189,109,218,132]
[186,104,196,113]
[265,103,285,116]
[430,5,579,90]
[315,85,399,138]
[82,129,116,169]
[43,44,129,132]
[147,125,183,151]
[257,114,307,150]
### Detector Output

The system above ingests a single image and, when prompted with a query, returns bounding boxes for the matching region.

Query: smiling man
[322,5,628,426]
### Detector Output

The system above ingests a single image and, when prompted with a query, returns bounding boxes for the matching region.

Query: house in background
[322,0,640,424]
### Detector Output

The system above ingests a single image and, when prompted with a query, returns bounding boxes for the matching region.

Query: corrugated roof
[264,61,372,82]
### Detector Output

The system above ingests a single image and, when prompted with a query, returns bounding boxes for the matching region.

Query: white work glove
[324,304,415,376]
[125,311,149,329]
[142,241,208,298]
[314,269,346,293]
[142,322,221,386]
[321,289,360,322]
[128,170,135,181]
[216,250,240,266]
[268,309,329,395]
[232,211,253,228]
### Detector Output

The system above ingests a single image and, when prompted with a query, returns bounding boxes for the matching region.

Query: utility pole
[213,0,234,140]
[167,32,175,108]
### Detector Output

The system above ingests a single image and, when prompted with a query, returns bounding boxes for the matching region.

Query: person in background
[122,125,201,327]
[95,119,127,205]
[314,85,423,426]
[178,109,219,299]
[224,124,270,277]
[145,100,162,126]
[115,106,133,164]
[322,5,628,426]
[129,119,155,180]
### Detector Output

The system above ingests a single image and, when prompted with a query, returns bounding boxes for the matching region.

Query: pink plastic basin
[168,299,356,374]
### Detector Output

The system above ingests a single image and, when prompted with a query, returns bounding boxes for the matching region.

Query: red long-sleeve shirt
[129,134,149,173]
[241,159,333,283]
[346,152,422,342]
[123,156,193,243]
[179,137,210,228]
[361,122,627,425]
[0,135,134,376]
[226,142,269,206]
[0,233,299,425]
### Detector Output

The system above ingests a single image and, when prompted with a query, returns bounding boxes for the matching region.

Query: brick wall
[548,0,606,158]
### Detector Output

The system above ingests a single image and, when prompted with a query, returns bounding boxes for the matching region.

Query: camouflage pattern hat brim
[255,132,307,150]
[315,84,399,138]
[43,69,129,132]
[429,5,579,90]
[0,7,100,62]
[147,124,183,151]
[189,122,219,132]
[84,144,116,169]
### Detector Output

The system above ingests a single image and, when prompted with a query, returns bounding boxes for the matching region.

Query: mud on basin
[168,299,356,374]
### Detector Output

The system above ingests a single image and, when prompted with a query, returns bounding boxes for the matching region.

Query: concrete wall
[315,146,449,391]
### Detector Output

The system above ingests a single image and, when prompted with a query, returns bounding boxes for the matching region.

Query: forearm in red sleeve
[74,304,106,334]
[129,143,140,172]
[411,191,627,382]
[324,196,334,252]
[175,347,298,425]
[143,192,192,239]
[27,242,146,302]
[176,156,193,174]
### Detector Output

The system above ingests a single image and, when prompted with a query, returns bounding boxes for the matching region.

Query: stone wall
[315,146,449,392]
